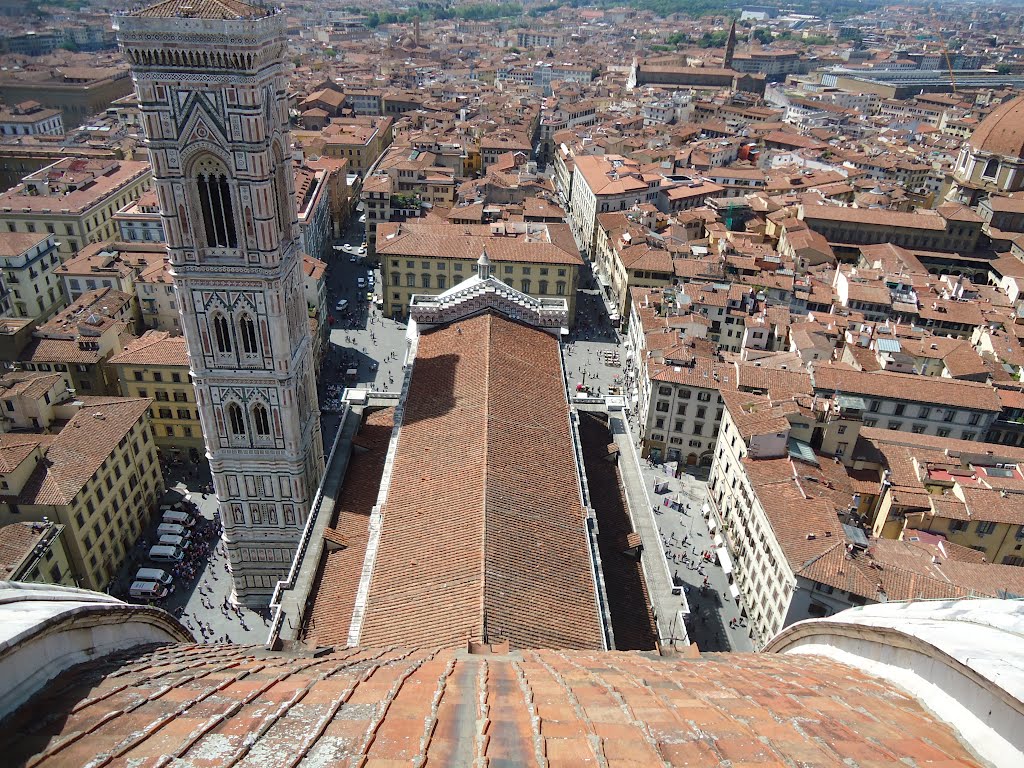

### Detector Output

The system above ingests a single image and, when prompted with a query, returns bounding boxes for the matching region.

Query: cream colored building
[0,232,63,321]
[706,389,874,647]
[55,240,165,304]
[109,331,201,458]
[0,520,76,586]
[0,392,163,591]
[14,288,135,396]
[293,116,393,176]
[0,158,151,259]
[376,220,582,320]
[134,258,180,334]
[569,154,658,259]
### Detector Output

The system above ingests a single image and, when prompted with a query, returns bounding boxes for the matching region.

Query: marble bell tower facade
[116,1,325,604]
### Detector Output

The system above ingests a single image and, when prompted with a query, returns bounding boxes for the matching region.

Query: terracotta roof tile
[811,363,1001,412]
[10,644,985,766]
[109,330,190,367]
[304,408,395,648]
[358,313,604,650]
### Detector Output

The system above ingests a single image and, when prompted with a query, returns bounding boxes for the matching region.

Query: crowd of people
[168,511,220,583]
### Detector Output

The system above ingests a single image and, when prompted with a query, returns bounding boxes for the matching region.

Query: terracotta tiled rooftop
[304,408,395,648]
[968,95,1024,160]
[5,643,984,767]
[811,363,1001,412]
[357,312,605,650]
[0,521,47,578]
[109,330,189,367]
[129,0,274,20]
[4,398,151,506]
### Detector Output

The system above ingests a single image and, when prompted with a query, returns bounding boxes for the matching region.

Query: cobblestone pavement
[635,460,756,652]
[114,462,273,644]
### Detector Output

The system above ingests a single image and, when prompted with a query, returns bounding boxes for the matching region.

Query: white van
[135,568,173,587]
[162,510,195,528]
[148,544,185,563]
[157,522,190,539]
[129,580,168,600]
[158,534,189,550]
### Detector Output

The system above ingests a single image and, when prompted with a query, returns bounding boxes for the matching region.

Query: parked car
[157,522,190,539]
[158,534,190,550]
[135,567,173,587]
[148,545,185,563]
[129,580,169,600]
[161,509,194,528]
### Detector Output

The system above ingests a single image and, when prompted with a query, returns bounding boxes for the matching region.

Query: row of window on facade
[392,260,569,277]
[391,271,568,294]
[865,399,984,425]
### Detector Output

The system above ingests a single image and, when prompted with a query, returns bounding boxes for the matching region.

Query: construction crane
[931,21,958,93]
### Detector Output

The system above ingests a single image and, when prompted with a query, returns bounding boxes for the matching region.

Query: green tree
[698,30,728,48]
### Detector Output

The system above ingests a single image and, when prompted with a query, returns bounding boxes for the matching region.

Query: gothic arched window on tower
[213,313,232,354]
[227,403,246,435]
[253,403,271,436]
[194,157,238,249]
[239,314,259,355]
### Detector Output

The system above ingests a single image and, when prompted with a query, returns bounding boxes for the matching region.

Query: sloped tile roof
[108,330,189,367]
[5,644,984,767]
[130,0,272,20]
[358,312,604,650]
[304,408,395,648]
[4,398,151,505]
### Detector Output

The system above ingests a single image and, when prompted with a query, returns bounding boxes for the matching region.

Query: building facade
[0,158,152,260]
[0,233,61,321]
[110,330,204,459]
[116,1,326,604]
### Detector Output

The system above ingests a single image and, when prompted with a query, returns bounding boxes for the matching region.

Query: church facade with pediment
[115,2,325,604]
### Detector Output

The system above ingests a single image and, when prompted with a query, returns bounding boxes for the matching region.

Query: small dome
[968,96,1024,160]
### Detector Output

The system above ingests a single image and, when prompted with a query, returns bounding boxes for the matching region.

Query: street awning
[707,516,718,532]
[717,546,734,575]
[702,503,711,516]
[729,583,741,600]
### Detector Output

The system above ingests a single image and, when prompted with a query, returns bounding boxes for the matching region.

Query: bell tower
[115,0,325,605]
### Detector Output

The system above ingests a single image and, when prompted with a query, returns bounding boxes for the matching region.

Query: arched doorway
[686,453,698,466]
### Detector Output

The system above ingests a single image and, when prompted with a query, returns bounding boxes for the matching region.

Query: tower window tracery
[240,313,259,355]
[227,402,245,435]
[193,156,238,248]
[213,313,232,354]
[253,403,271,436]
